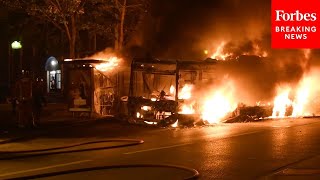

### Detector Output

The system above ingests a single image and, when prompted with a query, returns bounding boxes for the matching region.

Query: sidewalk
[0,103,107,144]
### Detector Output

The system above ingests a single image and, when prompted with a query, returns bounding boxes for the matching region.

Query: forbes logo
[275,10,317,21]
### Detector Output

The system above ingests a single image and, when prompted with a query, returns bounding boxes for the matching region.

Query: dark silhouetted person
[32,84,46,127]
[11,97,17,115]
[51,76,56,90]
[79,82,86,99]
[160,90,166,100]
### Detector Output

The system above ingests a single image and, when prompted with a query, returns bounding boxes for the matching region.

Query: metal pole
[20,48,23,73]
[175,61,179,101]
[8,43,11,89]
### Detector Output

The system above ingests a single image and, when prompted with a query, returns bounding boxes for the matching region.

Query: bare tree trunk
[119,0,126,51]
[93,33,97,51]
[69,14,76,58]
[114,24,119,51]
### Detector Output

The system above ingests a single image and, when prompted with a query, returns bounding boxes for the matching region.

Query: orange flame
[271,86,292,118]
[178,84,195,114]
[201,89,237,124]
[170,85,176,95]
[178,84,193,100]
[291,74,313,117]
[200,81,237,124]
[85,48,121,72]
[210,41,232,60]
[271,73,315,118]
[171,120,178,128]
[207,41,268,60]
[247,43,268,58]
[179,103,195,114]
[95,57,120,72]
[177,81,238,123]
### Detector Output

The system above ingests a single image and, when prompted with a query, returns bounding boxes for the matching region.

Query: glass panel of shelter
[93,70,116,116]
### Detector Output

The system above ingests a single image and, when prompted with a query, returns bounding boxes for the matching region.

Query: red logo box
[271,0,320,49]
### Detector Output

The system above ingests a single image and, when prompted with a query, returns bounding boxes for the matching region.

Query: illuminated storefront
[45,56,61,92]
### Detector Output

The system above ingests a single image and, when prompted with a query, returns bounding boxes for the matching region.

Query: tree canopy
[1,0,149,58]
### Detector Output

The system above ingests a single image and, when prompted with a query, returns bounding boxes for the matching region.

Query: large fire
[178,81,238,124]
[210,41,232,60]
[178,84,196,114]
[176,68,318,123]
[178,84,193,100]
[271,86,292,118]
[291,77,312,117]
[207,41,268,60]
[200,82,238,124]
[179,103,195,114]
[270,69,320,118]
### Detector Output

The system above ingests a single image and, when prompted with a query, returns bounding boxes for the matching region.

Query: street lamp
[51,60,57,66]
[11,41,22,49]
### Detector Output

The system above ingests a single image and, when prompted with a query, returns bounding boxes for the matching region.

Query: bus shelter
[63,59,119,117]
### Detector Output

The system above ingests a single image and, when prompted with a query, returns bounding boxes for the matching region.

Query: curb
[0,136,26,145]
[0,132,43,145]
[0,117,117,145]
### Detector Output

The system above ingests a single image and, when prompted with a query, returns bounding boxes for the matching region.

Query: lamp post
[11,41,23,71]
[9,41,23,86]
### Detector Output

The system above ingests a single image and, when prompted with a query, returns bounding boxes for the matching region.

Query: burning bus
[127,58,233,126]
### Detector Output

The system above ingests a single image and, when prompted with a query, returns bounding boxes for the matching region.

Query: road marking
[204,130,262,139]
[272,125,291,128]
[124,143,193,155]
[281,168,320,175]
[0,159,91,177]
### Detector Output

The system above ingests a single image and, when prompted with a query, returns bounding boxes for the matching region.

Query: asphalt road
[0,118,320,179]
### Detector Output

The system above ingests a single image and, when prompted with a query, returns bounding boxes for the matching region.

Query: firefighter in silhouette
[15,76,33,128]
[159,90,166,100]
[32,81,46,127]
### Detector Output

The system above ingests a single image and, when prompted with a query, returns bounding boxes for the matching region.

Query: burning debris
[207,40,268,61]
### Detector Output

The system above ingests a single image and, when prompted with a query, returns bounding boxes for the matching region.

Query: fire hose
[0,139,200,180]
[6,164,199,180]
[0,139,144,160]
